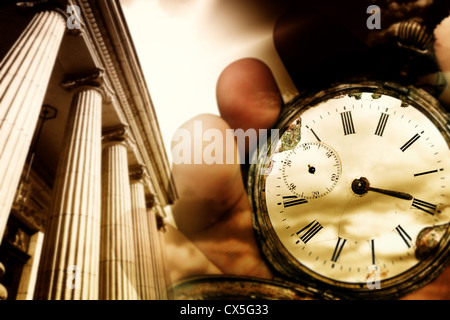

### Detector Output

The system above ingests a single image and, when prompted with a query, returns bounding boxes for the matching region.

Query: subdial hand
[351,177,413,200]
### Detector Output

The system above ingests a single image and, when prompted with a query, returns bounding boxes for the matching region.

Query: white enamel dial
[262,91,450,285]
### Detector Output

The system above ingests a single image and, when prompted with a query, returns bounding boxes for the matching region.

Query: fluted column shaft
[100,139,138,300]
[35,88,102,300]
[130,178,156,299]
[159,224,173,299]
[147,210,168,299]
[0,10,65,241]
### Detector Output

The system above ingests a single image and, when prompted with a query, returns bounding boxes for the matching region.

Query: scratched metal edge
[170,274,322,300]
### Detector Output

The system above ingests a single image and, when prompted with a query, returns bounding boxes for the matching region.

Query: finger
[433,15,450,106]
[188,191,274,279]
[170,114,273,278]
[170,114,244,235]
[216,58,282,133]
[172,58,282,235]
[163,223,222,282]
[401,266,450,300]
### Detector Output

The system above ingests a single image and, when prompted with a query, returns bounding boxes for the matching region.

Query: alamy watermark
[367,5,381,30]
[366,265,381,290]
[65,4,380,33]
[66,265,81,290]
[66,5,82,30]
[171,121,280,168]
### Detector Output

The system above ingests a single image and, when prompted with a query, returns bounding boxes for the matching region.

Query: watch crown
[396,20,433,54]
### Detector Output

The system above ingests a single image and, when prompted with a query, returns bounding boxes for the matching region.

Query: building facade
[0,0,177,300]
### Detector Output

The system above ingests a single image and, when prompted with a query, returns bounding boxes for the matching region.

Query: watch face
[250,83,450,298]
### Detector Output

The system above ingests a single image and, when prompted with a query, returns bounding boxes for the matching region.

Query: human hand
[169,58,281,280]
[166,2,450,298]
[166,57,449,300]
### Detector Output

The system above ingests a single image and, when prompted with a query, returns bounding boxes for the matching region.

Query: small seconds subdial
[282,141,342,199]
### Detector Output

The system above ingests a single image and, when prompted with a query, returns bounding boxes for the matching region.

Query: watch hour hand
[367,186,413,200]
[351,177,413,200]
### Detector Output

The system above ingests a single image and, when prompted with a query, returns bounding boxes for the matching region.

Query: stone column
[100,127,138,300]
[129,166,156,299]
[35,87,103,300]
[0,9,65,241]
[16,231,44,300]
[158,217,174,299]
[146,197,169,299]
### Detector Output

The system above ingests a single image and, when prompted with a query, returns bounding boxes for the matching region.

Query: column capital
[155,214,166,232]
[102,125,135,151]
[61,68,114,103]
[61,68,104,89]
[145,193,156,209]
[129,164,148,182]
[16,1,88,36]
[16,0,68,19]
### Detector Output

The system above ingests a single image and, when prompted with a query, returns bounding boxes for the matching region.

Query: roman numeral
[340,111,355,135]
[282,195,308,208]
[310,128,321,142]
[411,198,437,215]
[331,237,346,267]
[296,220,323,244]
[370,239,376,265]
[395,225,412,248]
[400,133,420,152]
[374,113,389,136]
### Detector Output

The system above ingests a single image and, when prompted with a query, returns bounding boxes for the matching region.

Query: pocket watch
[247,79,449,299]
[172,79,450,300]
[172,18,450,300]
[242,13,450,299]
